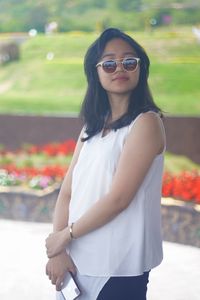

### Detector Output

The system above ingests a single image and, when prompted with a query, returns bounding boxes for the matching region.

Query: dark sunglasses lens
[102,61,117,73]
[123,58,138,71]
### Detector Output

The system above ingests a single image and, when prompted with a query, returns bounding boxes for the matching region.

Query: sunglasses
[96,57,140,73]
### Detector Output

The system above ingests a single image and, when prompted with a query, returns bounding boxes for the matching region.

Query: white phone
[61,272,81,300]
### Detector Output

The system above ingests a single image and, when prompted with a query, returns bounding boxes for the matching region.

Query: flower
[0,140,200,202]
[0,140,73,190]
[29,176,53,189]
[162,170,200,204]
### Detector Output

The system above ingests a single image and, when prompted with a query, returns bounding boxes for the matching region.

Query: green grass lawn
[165,152,200,174]
[0,27,200,115]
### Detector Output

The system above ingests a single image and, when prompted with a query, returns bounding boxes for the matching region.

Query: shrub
[0,42,20,65]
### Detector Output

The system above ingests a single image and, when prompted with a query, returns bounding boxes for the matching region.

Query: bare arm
[45,127,84,290]
[52,127,85,232]
[46,113,165,257]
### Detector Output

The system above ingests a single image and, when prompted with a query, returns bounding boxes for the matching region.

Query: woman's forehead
[102,38,137,58]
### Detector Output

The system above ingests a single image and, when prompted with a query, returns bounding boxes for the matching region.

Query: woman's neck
[108,93,130,122]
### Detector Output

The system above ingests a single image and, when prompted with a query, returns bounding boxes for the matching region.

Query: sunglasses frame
[96,57,140,73]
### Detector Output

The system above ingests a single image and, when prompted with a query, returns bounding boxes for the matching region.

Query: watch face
[61,272,81,300]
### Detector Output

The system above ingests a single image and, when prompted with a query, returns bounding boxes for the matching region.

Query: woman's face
[96,38,140,97]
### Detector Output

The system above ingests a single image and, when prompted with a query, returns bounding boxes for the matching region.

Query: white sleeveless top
[68,111,165,277]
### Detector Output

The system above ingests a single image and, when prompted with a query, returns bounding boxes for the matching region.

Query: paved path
[0,219,200,300]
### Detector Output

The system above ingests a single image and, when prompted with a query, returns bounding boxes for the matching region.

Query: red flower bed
[162,171,200,204]
[3,164,67,179]
[0,140,76,189]
[22,139,76,156]
[1,139,200,203]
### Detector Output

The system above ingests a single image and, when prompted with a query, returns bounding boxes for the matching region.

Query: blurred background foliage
[0,0,200,32]
[0,0,200,116]
[0,28,199,115]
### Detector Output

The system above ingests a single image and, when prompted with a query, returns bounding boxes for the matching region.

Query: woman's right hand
[46,251,76,291]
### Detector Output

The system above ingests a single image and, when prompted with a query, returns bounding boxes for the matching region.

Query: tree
[116,0,142,11]
[26,4,49,32]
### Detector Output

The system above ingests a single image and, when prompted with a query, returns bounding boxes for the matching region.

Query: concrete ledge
[0,186,60,223]
[161,198,200,248]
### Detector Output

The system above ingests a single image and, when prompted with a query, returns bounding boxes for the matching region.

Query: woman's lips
[112,76,129,81]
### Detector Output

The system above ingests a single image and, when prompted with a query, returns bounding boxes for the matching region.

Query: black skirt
[96,271,150,300]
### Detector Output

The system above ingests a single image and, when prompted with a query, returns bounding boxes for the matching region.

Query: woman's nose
[115,61,124,72]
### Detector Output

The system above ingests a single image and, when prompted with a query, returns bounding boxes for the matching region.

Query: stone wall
[0,114,200,164]
[0,186,59,223]
[161,198,200,248]
[163,116,200,165]
[0,114,82,148]
[0,188,200,247]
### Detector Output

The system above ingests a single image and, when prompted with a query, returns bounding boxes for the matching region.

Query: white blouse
[68,111,165,277]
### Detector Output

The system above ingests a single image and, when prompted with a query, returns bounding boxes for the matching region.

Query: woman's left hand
[45,228,69,258]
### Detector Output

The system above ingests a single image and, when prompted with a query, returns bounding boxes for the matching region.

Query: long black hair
[80,28,162,141]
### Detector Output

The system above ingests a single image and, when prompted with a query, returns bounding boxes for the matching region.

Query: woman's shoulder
[127,111,166,154]
[129,110,162,131]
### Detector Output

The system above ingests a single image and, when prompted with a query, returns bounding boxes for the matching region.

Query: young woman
[45,28,166,300]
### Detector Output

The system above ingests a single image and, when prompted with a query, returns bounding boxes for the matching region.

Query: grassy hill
[1,0,199,33]
[0,26,200,116]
